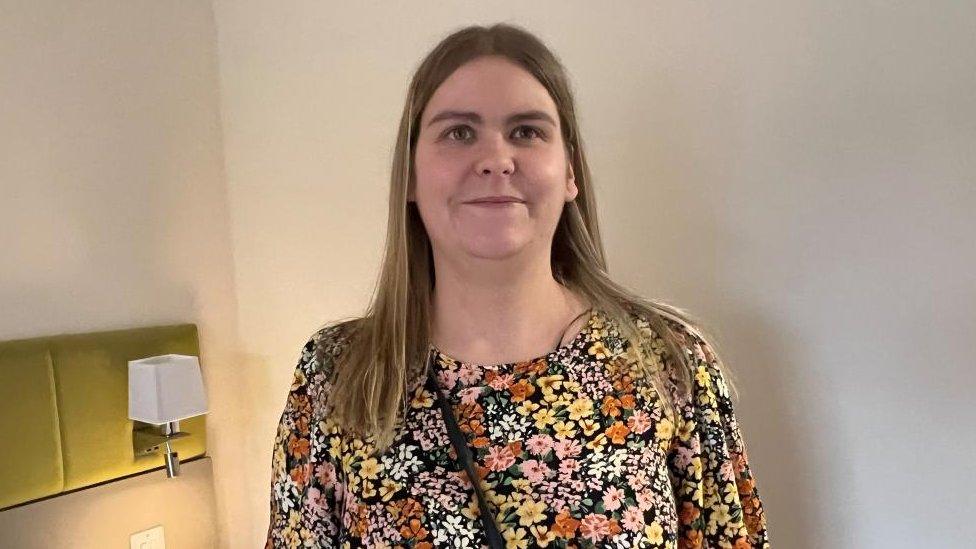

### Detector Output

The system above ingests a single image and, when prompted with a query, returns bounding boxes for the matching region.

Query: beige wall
[211,2,975,548]
[0,458,217,549]
[2,1,974,548]
[0,1,233,547]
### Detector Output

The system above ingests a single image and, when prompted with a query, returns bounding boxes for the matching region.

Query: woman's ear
[566,161,578,201]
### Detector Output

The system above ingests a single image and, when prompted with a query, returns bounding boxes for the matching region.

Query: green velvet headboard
[0,324,207,510]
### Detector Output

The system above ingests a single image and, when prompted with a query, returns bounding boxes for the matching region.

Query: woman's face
[411,55,577,267]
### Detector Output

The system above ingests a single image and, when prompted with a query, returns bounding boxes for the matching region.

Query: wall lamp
[128,354,208,478]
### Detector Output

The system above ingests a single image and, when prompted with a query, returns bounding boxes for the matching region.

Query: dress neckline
[427,307,601,371]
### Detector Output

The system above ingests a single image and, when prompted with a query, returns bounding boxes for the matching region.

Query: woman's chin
[459,237,530,261]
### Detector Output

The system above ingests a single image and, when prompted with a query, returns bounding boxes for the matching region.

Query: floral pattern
[266,308,769,548]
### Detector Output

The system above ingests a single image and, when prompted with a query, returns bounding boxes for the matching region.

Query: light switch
[130,525,165,549]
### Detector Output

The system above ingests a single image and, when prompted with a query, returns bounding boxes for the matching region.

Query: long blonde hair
[320,23,735,453]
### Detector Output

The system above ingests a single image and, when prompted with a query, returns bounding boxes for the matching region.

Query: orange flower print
[605,421,630,445]
[287,434,310,458]
[289,463,310,487]
[399,518,429,541]
[679,501,700,524]
[509,379,536,402]
[551,508,580,538]
[681,529,703,549]
[601,396,622,417]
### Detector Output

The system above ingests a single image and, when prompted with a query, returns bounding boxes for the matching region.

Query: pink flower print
[526,434,554,456]
[554,439,582,460]
[437,370,458,390]
[459,386,483,406]
[315,462,336,487]
[520,459,549,482]
[558,458,579,477]
[719,458,735,481]
[457,363,482,385]
[621,506,645,532]
[627,410,652,434]
[673,445,696,469]
[602,487,625,512]
[484,445,516,472]
[307,487,326,517]
[579,513,611,542]
[636,488,654,511]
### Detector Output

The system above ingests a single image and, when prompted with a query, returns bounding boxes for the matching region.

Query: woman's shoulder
[298,317,363,380]
[621,303,711,355]
[620,303,729,397]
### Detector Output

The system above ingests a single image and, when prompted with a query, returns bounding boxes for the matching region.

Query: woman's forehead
[422,56,558,125]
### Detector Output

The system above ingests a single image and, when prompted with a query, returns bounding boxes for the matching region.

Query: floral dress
[265,308,769,548]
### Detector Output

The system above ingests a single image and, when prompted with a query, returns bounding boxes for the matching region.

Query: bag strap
[424,352,505,549]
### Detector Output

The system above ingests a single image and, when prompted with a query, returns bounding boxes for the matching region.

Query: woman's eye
[441,125,545,142]
[513,126,545,140]
[444,126,474,141]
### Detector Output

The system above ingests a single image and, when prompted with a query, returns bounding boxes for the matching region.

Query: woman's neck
[429,261,590,366]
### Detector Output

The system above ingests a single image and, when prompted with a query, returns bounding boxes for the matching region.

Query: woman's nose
[475,134,515,176]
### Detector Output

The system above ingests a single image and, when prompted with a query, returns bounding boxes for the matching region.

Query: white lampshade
[128,354,208,424]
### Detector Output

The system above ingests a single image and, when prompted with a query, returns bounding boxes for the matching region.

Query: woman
[266,23,769,548]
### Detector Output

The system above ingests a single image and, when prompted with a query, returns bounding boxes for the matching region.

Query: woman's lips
[464,201,522,208]
[466,200,521,208]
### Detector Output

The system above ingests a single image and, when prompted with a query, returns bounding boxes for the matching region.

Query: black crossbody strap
[424,352,505,549]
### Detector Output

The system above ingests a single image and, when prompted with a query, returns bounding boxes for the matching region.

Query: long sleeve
[265,332,344,548]
[665,322,770,548]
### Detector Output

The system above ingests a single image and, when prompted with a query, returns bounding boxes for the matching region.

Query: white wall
[211,2,975,547]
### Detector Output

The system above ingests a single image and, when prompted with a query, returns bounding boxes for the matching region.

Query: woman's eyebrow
[426,110,557,128]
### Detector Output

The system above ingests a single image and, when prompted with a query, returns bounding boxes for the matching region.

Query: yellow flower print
[410,389,433,409]
[379,478,399,501]
[578,418,600,437]
[504,526,529,549]
[695,365,712,387]
[721,480,739,504]
[361,480,376,499]
[511,478,531,493]
[359,457,380,480]
[287,508,301,530]
[529,524,556,546]
[553,420,577,439]
[645,521,664,544]
[328,436,343,460]
[461,495,479,520]
[347,472,361,494]
[537,374,564,394]
[551,395,572,409]
[341,452,356,472]
[711,503,732,534]
[532,408,557,429]
[516,497,547,526]
[585,432,607,452]
[567,398,594,421]
[516,400,540,416]
[588,341,610,359]
[655,418,674,441]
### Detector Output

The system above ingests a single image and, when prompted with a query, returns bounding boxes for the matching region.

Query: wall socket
[130,525,165,549]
